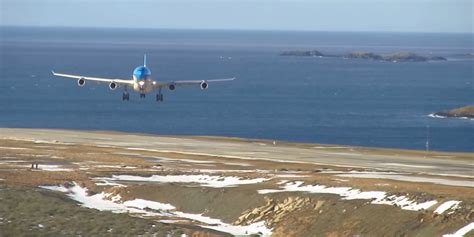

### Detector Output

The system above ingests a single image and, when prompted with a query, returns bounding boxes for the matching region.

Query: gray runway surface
[1,128,472,178]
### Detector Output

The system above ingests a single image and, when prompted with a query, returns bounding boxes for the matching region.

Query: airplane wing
[154,77,236,89]
[51,71,134,85]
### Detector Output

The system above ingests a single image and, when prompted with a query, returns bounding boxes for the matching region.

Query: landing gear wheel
[122,92,130,101]
[156,94,164,102]
[140,93,146,98]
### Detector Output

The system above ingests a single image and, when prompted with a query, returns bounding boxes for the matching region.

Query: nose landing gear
[140,93,146,98]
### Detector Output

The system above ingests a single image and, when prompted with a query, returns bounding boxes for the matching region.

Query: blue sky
[1,0,472,33]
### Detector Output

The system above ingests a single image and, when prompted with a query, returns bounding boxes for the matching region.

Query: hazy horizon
[2,25,473,35]
[1,0,472,34]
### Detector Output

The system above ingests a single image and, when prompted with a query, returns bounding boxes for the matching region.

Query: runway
[1,128,472,178]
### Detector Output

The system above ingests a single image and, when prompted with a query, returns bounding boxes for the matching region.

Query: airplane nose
[138,80,145,88]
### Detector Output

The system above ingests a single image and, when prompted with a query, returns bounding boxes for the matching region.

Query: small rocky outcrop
[383,52,446,62]
[280,50,324,57]
[433,105,474,119]
[234,196,315,227]
[346,51,383,60]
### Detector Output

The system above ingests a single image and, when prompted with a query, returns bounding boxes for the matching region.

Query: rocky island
[280,50,447,62]
[280,50,324,57]
[432,105,474,119]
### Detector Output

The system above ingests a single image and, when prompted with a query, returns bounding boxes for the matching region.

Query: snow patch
[98,174,269,188]
[176,211,271,236]
[123,199,175,211]
[435,201,461,214]
[443,222,474,237]
[259,181,438,211]
[38,164,73,172]
[93,179,126,187]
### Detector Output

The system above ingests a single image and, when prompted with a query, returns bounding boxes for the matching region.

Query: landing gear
[140,93,146,98]
[156,94,164,102]
[156,89,164,102]
[122,91,130,101]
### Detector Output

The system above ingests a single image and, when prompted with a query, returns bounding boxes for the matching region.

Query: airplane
[51,55,235,102]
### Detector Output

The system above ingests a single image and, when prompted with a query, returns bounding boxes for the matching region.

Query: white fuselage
[132,77,155,94]
[131,65,155,94]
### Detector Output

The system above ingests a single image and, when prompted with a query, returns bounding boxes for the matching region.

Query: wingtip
[51,70,56,75]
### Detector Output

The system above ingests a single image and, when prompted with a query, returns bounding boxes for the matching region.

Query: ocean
[0,27,473,152]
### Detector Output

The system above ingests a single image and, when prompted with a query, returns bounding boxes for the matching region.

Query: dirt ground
[0,134,473,237]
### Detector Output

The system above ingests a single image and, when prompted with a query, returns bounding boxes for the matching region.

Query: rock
[433,105,474,119]
[234,196,312,227]
[347,51,383,60]
[314,200,324,210]
[383,52,427,62]
[280,50,324,57]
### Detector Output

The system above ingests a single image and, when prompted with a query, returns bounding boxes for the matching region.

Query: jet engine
[200,81,208,90]
[77,78,85,87]
[169,83,176,90]
[109,82,117,90]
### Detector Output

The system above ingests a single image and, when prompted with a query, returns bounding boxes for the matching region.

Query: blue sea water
[0,27,473,152]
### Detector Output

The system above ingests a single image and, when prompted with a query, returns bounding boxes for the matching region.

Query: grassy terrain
[0,186,182,236]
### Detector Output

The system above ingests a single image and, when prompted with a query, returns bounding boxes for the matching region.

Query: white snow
[123,199,175,211]
[435,201,461,214]
[174,212,271,236]
[99,174,269,188]
[336,173,474,188]
[258,181,438,211]
[40,183,272,236]
[93,179,126,187]
[443,222,474,237]
[66,184,130,212]
[38,164,73,172]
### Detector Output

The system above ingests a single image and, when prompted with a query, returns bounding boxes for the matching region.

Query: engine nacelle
[109,82,117,90]
[169,83,176,90]
[77,78,85,87]
[200,81,208,90]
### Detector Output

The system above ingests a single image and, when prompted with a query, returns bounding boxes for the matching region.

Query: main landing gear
[156,88,164,102]
[156,94,164,102]
[122,91,130,101]
[140,93,146,98]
